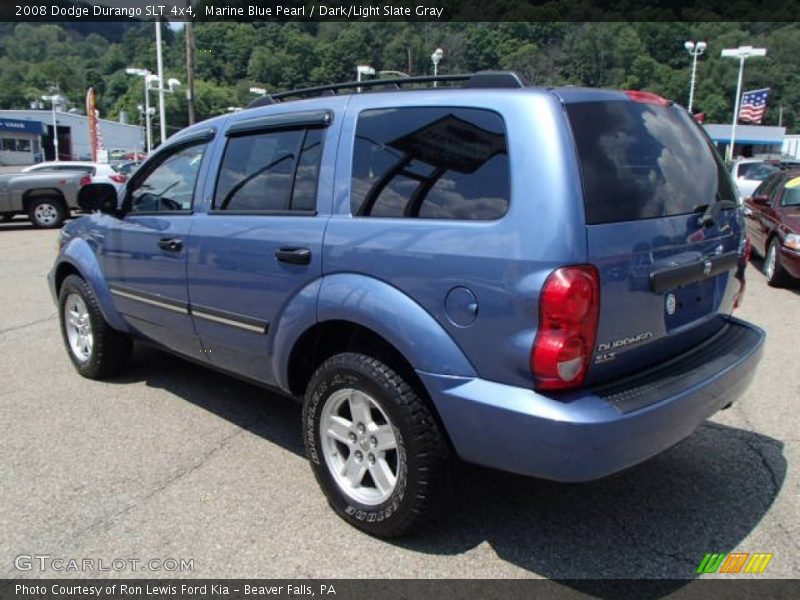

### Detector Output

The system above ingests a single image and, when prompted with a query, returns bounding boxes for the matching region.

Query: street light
[684,40,707,114]
[155,19,167,144]
[249,87,267,96]
[356,65,375,93]
[41,94,64,161]
[721,45,767,162]
[431,48,444,87]
[126,67,153,154]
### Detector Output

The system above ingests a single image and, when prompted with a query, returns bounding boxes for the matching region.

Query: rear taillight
[532,266,600,391]
[109,174,127,184]
[733,238,750,310]
[624,90,671,107]
[741,237,752,264]
[79,175,92,187]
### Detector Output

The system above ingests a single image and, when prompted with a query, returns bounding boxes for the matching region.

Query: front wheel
[59,274,132,379]
[303,353,451,538]
[764,238,791,287]
[28,197,67,229]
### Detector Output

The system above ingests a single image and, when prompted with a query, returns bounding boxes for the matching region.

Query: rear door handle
[158,238,183,252]
[275,247,311,265]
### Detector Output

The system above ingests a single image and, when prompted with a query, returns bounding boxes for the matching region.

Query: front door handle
[158,238,183,252]
[275,247,311,265]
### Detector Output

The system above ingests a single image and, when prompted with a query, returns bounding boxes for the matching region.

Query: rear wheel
[28,197,67,229]
[303,352,451,538]
[59,274,132,379]
[764,238,791,287]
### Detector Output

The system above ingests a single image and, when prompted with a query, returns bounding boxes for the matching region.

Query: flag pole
[728,56,745,163]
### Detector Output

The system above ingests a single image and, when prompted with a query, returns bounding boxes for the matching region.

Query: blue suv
[50,73,765,537]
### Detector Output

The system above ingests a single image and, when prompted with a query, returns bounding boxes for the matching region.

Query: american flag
[738,88,770,124]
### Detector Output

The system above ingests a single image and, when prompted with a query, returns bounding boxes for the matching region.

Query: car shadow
[112,345,785,595]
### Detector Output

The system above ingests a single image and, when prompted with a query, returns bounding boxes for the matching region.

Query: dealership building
[0,110,144,166]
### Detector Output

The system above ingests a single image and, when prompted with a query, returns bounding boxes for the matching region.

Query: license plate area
[665,278,716,331]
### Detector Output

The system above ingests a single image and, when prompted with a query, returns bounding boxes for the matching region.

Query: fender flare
[272,273,477,392]
[57,239,129,333]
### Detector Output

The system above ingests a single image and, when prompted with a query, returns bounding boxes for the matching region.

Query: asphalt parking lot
[1,220,798,587]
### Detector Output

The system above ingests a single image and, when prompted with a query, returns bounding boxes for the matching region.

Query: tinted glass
[753,173,782,199]
[130,143,207,213]
[781,181,800,207]
[290,128,323,211]
[215,130,301,211]
[567,101,737,224]
[351,107,509,220]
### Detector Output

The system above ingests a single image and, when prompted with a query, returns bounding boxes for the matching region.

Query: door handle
[158,238,183,252]
[275,247,311,265]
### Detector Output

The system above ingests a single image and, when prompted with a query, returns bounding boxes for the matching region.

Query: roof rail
[245,71,526,108]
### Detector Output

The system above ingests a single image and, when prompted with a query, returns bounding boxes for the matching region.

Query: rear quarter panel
[324,90,587,388]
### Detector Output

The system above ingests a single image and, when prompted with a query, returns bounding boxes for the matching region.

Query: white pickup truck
[0,170,89,228]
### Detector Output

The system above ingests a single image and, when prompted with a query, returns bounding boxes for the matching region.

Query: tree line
[0,22,797,142]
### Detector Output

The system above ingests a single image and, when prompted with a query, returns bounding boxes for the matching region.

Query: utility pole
[778,105,783,127]
[185,1,196,125]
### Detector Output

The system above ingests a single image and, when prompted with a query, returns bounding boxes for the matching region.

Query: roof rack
[246,71,526,108]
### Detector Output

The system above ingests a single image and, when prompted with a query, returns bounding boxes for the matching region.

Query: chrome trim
[110,288,188,314]
[191,309,266,333]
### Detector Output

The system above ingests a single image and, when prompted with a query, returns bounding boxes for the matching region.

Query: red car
[744,168,800,286]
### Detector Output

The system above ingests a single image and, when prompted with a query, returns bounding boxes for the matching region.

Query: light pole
[431,48,444,87]
[684,40,707,114]
[41,94,63,161]
[155,19,167,144]
[721,45,767,162]
[356,65,375,93]
[126,68,153,154]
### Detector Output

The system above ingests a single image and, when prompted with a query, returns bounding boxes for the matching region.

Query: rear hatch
[562,92,743,385]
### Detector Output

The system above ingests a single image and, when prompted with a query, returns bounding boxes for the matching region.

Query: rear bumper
[418,316,765,482]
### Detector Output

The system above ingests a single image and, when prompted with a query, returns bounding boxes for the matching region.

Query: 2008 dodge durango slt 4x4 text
[49,72,765,537]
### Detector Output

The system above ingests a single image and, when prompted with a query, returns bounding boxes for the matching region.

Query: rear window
[738,162,780,181]
[567,101,736,224]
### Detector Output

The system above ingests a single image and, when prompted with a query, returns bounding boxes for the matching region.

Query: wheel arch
[22,188,67,212]
[55,240,129,333]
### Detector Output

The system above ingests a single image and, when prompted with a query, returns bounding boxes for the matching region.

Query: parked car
[0,170,90,227]
[730,158,800,202]
[50,73,765,537]
[744,169,800,286]
[23,161,127,188]
[116,160,142,177]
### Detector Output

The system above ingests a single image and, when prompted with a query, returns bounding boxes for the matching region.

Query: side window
[129,143,207,213]
[214,127,324,213]
[753,175,780,199]
[781,179,800,207]
[351,107,510,220]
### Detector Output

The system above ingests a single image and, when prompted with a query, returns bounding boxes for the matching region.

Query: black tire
[27,197,67,229]
[764,238,792,287]
[303,352,451,538]
[58,274,132,379]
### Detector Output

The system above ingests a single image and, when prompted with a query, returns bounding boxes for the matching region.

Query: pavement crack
[53,425,247,550]
[0,313,57,336]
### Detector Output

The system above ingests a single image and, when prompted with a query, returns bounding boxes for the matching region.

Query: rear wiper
[695,197,737,229]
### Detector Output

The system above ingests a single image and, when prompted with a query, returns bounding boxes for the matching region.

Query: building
[782,135,800,160]
[0,117,46,166]
[0,110,144,166]
[703,123,786,159]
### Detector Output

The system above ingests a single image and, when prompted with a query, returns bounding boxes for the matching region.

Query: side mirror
[748,194,770,206]
[77,183,118,214]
